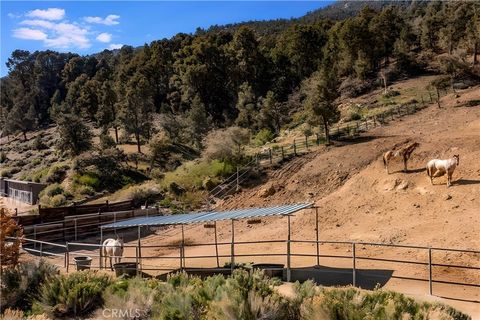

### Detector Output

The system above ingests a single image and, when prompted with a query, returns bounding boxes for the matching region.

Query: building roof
[101,203,313,229]
[1,178,46,186]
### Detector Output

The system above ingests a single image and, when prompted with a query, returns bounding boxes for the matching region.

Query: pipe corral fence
[11,205,480,304]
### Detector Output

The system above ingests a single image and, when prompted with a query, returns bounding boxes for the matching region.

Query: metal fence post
[287,214,291,282]
[269,148,273,164]
[181,225,185,269]
[315,208,319,266]
[138,226,142,272]
[214,221,220,268]
[293,140,297,156]
[305,135,308,150]
[352,242,356,287]
[66,242,70,273]
[429,248,433,295]
[231,219,235,274]
[40,242,43,257]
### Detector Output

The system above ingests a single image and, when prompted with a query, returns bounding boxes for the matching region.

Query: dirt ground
[24,85,480,317]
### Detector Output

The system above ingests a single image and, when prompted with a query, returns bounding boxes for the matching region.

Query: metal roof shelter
[101,203,313,229]
[99,203,316,281]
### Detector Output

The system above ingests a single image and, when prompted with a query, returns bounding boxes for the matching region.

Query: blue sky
[1,1,333,76]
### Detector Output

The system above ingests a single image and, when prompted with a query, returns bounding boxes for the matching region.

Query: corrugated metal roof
[101,203,312,229]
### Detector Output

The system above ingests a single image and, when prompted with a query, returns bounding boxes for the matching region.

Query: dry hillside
[217,85,480,250]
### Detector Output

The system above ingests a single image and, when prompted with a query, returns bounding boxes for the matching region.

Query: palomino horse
[383,142,420,174]
[426,155,459,187]
[103,236,124,270]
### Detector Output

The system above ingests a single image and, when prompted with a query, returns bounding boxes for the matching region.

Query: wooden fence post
[305,135,308,150]
[293,140,297,156]
[269,148,273,164]
[281,146,285,160]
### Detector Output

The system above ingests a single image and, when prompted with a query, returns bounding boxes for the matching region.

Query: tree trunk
[474,42,478,65]
[436,88,441,108]
[322,116,330,145]
[114,126,119,144]
[136,132,141,153]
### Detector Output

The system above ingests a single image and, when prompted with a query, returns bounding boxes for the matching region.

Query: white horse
[426,155,459,187]
[103,236,124,270]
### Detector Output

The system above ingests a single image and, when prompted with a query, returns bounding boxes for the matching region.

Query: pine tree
[235,82,257,129]
[185,95,209,148]
[119,73,154,153]
[304,68,340,145]
[55,112,93,156]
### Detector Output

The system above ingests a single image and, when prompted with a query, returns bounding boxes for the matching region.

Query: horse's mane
[403,142,419,152]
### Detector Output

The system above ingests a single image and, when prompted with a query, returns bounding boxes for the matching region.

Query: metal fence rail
[14,235,480,300]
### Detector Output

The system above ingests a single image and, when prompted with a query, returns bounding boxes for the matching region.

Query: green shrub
[41,183,64,197]
[253,129,275,146]
[0,151,7,164]
[32,135,48,151]
[100,278,159,320]
[77,185,95,196]
[37,271,111,318]
[77,173,101,190]
[46,164,69,183]
[0,260,58,311]
[169,182,186,196]
[99,132,117,150]
[0,169,12,178]
[300,287,471,320]
[49,194,67,207]
[123,183,163,207]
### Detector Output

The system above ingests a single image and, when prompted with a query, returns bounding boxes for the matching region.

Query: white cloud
[13,28,48,40]
[84,14,120,26]
[108,43,123,50]
[96,32,112,43]
[26,8,65,21]
[12,9,121,51]
[21,19,55,29]
[15,19,90,49]
[45,23,90,49]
